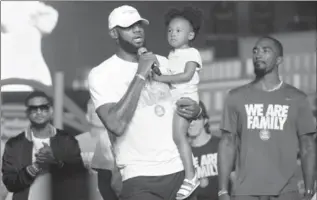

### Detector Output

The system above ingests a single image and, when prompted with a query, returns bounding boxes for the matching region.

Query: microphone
[137,47,162,76]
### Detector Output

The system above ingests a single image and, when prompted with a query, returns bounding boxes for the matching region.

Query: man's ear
[48,107,54,116]
[276,56,283,66]
[109,28,118,39]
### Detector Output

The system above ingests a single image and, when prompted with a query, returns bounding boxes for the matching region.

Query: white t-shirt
[75,132,97,168]
[167,47,202,99]
[76,131,115,170]
[88,54,183,181]
[28,133,51,200]
[75,132,104,200]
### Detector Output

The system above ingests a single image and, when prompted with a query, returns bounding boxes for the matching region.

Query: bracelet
[135,73,146,81]
[218,189,228,197]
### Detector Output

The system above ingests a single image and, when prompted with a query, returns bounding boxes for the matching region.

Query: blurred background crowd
[1,1,316,200]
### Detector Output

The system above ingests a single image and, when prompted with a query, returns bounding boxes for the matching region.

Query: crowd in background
[1,1,316,200]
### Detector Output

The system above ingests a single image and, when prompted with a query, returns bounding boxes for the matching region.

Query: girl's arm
[154,61,199,84]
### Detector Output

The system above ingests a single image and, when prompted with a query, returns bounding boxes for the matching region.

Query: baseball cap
[108,5,149,30]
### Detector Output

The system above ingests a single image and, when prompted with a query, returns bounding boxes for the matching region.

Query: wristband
[56,160,64,168]
[218,189,228,197]
[26,163,40,177]
[135,74,146,81]
[304,189,315,197]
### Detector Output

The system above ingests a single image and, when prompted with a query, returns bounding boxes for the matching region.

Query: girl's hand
[152,73,162,82]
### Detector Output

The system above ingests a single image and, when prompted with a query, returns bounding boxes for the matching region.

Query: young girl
[153,7,203,200]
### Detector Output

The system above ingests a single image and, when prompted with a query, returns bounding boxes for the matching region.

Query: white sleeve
[156,55,172,75]
[88,67,122,110]
[185,48,203,70]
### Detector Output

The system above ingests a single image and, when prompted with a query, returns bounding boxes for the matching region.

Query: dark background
[41,1,316,88]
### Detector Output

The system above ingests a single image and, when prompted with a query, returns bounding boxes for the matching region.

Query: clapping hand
[35,142,58,169]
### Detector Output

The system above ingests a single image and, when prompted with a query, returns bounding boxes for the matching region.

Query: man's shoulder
[5,132,27,146]
[228,83,251,98]
[282,83,308,100]
[89,55,118,77]
[55,129,76,139]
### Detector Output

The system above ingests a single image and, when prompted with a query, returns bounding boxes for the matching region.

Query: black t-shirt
[192,136,220,200]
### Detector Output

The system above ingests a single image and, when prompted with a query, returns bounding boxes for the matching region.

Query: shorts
[119,171,196,200]
[232,191,301,200]
[171,89,199,109]
[181,91,199,103]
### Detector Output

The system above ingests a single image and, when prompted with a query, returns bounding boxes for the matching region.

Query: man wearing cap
[88,5,201,200]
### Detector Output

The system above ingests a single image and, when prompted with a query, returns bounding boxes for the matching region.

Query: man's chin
[133,42,144,49]
[32,121,49,127]
[254,69,266,77]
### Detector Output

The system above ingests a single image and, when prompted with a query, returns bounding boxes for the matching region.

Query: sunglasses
[27,104,51,113]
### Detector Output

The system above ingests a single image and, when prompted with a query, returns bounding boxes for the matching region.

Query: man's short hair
[260,36,284,57]
[24,91,52,106]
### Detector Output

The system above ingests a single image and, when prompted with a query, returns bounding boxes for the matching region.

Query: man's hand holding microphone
[135,47,161,81]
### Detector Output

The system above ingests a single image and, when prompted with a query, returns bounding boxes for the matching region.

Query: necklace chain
[262,81,283,92]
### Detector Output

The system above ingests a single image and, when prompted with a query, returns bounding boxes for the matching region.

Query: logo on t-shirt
[154,104,165,117]
[259,129,271,141]
[138,81,172,108]
[193,153,218,188]
[245,104,289,140]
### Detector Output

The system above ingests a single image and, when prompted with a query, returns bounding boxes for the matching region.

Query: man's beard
[30,119,51,129]
[254,66,266,77]
[118,35,146,54]
[253,62,273,77]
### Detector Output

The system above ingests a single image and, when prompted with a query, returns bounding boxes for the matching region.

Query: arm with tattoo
[90,53,158,137]
[96,77,146,136]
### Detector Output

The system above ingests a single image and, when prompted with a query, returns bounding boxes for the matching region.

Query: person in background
[75,99,121,200]
[218,36,316,200]
[2,91,89,200]
[0,130,10,200]
[188,101,220,200]
[313,97,317,200]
